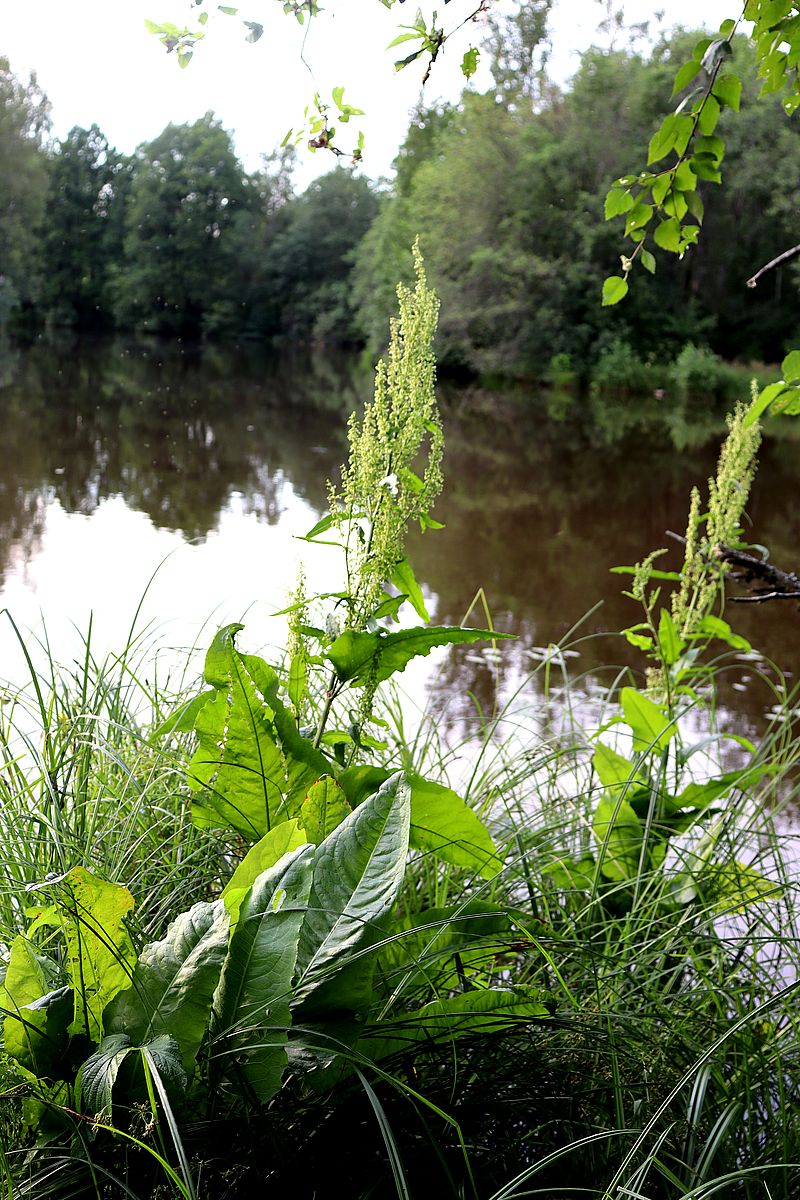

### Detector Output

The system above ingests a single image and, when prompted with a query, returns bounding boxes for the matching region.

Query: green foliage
[0,57,50,323]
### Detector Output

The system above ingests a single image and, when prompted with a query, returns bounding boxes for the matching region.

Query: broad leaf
[326,625,512,685]
[189,625,328,839]
[339,767,500,878]
[294,772,411,1012]
[300,777,352,844]
[103,900,230,1073]
[78,1033,133,1118]
[592,797,644,881]
[602,275,629,306]
[61,868,136,1042]
[221,820,307,926]
[359,988,552,1065]
[390,556,429,622]
[593,742,640,790]
[0,939,68,1076]
[214,845,315,1101]
[620,687,674,753]
[407,775,501,880]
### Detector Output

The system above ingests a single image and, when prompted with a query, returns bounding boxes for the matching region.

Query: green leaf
[0,939,69,1076]
[360,988,552,1064]
[460,46,479,80]
[653,218,682,252]
[640,248,656,275]
[674,769,761,813]
[103,901,230,1074]
[593,742,639,790]
[604,188,635,219]
[189,625,328,839]
[59,868,136,1042]
[77,1033,133,1118]
[713,73,742,110]
[300,777,352,844]
[743,380,789,427]
[697,95,721,134]
[214,845,315,1101]
[153,689,215,738]
[326,626,511,686]
[602,276,629,306]
[695,615,751,651]
[658,609,684,666]
[625,201,653,233]
[294,772,411,1012]
[782,349,800,383]
[695,134,725,164]
[221,820,308,927]
[390,557,429,622]
[621,687,674,753]
[407,775,501,880]
[648,115,678,164]
[288,650,307,712]
[672,59,701,96]
[719,18,735,38]
[592,797,644,882]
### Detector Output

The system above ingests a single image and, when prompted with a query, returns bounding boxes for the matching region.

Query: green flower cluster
[333,240,444,628]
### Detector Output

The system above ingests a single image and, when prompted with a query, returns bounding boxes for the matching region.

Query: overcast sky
[3,1,740,184]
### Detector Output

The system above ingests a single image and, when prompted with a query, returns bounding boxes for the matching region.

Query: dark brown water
[2,334,799,742]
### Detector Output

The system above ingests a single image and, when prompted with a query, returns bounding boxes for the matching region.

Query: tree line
[2,17,799,377]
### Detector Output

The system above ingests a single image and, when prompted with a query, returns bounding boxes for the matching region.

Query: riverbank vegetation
[2,256,800,1198]
[2,12,799,381]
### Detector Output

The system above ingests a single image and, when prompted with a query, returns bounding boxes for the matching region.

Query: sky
[3,0,740,185]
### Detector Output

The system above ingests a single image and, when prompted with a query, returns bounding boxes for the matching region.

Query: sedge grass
[1,618,799,1198]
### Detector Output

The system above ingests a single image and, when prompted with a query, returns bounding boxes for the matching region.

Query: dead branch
[746,243,800,289]
[715,543,800,603]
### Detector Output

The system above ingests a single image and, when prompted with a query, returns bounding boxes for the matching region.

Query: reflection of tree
[412,391,800,738]
[0,337,366,583]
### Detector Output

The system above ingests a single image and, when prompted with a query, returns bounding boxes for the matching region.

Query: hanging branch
[746,243,800,289]
[714,543,800,603]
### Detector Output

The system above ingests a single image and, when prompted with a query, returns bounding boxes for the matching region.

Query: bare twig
[746,243,800,289]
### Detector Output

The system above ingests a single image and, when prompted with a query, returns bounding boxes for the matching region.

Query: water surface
[2,334,799,747]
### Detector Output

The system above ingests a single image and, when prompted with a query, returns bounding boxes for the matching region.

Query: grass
[2,611,799,1198]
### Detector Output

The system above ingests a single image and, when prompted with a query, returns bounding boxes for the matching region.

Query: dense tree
[0,58,50,325]
[39,125,131,330]
[112,113,249,336]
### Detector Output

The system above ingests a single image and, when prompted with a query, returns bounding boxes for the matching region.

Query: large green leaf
[188,624,328,839]
[359,988,552,1065]
[103,900,230,1074]
[0,938,68,1077]
[592,797,644,882]
[326,625,513,686]
[406,776,501,880]
[221,819,307,927]
[378,902,521,998]
[294,772,411,1013]
[300,777,352,844]
[214,844,315,1102]
[78,1033,186,1118]
[620,687,674,754]
[339,767,500,878]
[78,1033,134,1118]
[58,868,136,1042]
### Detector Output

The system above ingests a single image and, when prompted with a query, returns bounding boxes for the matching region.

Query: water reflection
[1,337,799,743]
